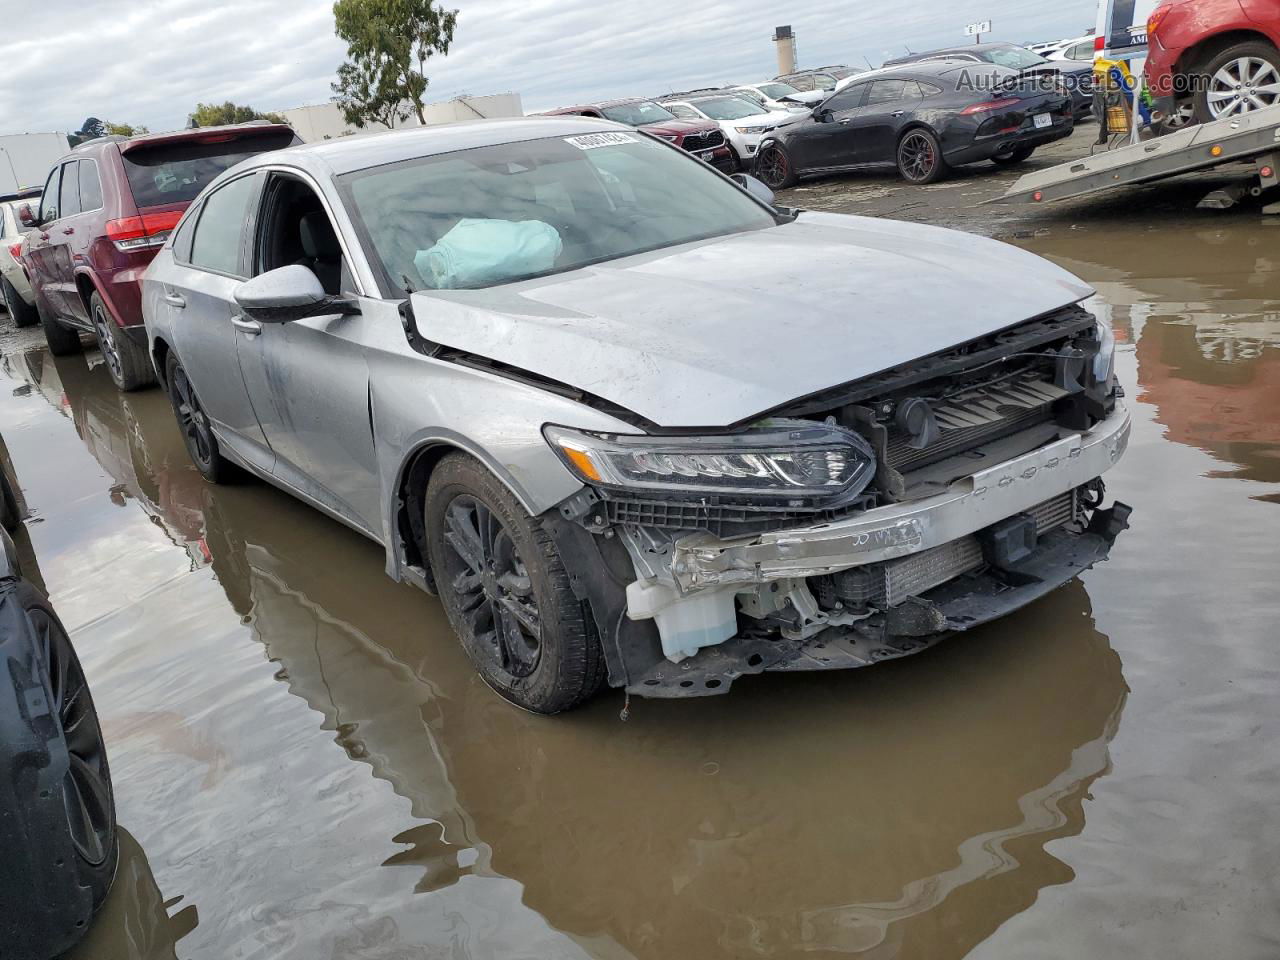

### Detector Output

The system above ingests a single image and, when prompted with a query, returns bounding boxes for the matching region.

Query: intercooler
[820,489,1081,609]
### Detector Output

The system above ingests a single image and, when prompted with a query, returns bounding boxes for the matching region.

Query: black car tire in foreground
[0,470,117,959]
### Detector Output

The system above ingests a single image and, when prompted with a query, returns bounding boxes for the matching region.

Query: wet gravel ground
[2,121,1279,959]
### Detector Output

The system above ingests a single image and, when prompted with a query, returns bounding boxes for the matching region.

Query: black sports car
[0,441,117,959]
[754,61,1074,187]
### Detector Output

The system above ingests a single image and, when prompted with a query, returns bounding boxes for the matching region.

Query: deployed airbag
[415,218,563,289]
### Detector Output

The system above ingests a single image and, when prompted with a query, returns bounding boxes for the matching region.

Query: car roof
[848,60,994,82]
[237,116,627,178]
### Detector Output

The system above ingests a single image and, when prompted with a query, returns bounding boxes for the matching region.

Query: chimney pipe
[773,25,796,76]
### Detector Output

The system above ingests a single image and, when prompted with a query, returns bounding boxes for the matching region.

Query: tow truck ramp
[989,104,1280,206]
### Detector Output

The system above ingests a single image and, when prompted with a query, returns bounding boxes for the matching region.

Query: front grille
[820,489,1081,608]
[605,491,876,538]
[681,130,725,152]
[885,375,1067,473]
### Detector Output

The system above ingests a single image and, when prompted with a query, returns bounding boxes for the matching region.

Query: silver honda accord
[141,116,1131,713]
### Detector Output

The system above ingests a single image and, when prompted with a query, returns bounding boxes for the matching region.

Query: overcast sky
[0,0,1096,135]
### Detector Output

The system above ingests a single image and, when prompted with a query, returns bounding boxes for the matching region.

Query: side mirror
[730,173,776,206]
[813,108,835,123]
[233,264,359,324]
[17,204,35,227]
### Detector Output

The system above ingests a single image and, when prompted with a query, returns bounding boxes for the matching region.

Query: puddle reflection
[0,348,1138,958]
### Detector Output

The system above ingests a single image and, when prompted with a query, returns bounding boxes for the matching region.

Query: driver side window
[38,165,61,223]
[825,85,866,112]
[254,176,351,297]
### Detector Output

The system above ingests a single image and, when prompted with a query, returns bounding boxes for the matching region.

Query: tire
[991,143,1036,166]
[424,452,606,714]
[90,291,155,391]
[754,142,798,189]
[897,128,949,184]
[164,352,235,483]
[38,297,83,357]
[22,580,119,912]
[1191,40,1280,123]
[2,276,38,328]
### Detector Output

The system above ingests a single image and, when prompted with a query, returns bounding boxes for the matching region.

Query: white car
[1045,35,1098,62]
[661,95,800,163]
[0,198,38,327]
[730,82,824,113]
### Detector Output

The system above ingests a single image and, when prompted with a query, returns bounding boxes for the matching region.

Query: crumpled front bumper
[670,402,1131,592]
[626,511,1131,697]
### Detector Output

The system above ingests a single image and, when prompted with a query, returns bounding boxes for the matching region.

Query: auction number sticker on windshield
[565,132,638,149]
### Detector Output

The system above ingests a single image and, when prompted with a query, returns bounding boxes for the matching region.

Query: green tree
[333,60,410,129]
[187,101,288,128]
[332,0,458,127]
[104,121,148,136]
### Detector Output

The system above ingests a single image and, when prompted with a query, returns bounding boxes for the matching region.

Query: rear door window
[121,130,296,210]
[866,80,910,105]
[188,174,260,277]
[78,160,103,212]
[57,162,81,218]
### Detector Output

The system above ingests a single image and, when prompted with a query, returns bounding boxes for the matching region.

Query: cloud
[0,0,1093,134]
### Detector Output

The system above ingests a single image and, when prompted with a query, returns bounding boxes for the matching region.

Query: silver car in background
[141,116,1131,713]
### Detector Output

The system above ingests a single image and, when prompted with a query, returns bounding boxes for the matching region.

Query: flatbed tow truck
[989,103,1280,211]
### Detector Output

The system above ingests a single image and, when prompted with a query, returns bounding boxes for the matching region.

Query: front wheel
[897,129,948,184]
[425,452,606,714]
[754,143,797,189]
[90,292,155,392]
[164,353,235,483]
[991,143,1036,166]
[1192,41,1280,123]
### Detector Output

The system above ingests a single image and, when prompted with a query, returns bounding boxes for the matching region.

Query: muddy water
[0,218,1277,960]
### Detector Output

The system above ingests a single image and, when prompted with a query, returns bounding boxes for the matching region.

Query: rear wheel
[992,143,1036,166]
[425,452,606,714]
[1192,41,1280,123]
[38,298,83,356]
[755,143,798,189]
[164,352,234,483]
[90,291,155,392]
[2,276,38,328]
[23,581,118,911]
[897,129,948,184]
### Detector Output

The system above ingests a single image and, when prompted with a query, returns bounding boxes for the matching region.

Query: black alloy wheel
[897,129,947,184]
[756,143,797,189]
[164,353,232,483]
[440,494,543,682]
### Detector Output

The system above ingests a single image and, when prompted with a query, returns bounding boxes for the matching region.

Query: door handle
[231,315,262,337]
[163,292,186,308]
[38,233,48,241]
[891,111,906,118]
[837,117,852,124]
[61,227,74,235]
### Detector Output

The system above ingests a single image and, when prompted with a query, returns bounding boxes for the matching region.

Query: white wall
[280,93,524,142]
[0,132,70,194]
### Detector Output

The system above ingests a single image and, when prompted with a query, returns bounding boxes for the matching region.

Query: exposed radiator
[823,490,1080,608]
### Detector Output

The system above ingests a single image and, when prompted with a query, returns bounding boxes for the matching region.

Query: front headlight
[544,421,876,500]
[735,125,769,134]
[1094,316,1116,383]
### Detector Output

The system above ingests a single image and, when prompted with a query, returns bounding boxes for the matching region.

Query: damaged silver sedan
[140,116,1131,713]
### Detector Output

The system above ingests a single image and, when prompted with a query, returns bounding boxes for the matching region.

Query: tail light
[1094,35,1105,51]
[105,211,183,252]
[1147,4,1172,39]
[961,98,1021,115]
[7,242,21,260]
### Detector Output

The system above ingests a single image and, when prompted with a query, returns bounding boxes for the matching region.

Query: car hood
[411,211,1094,429]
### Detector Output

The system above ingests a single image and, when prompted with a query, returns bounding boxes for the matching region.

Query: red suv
[18,124,299,390]
[537,99,736,170]
[1145,0,1280,124]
